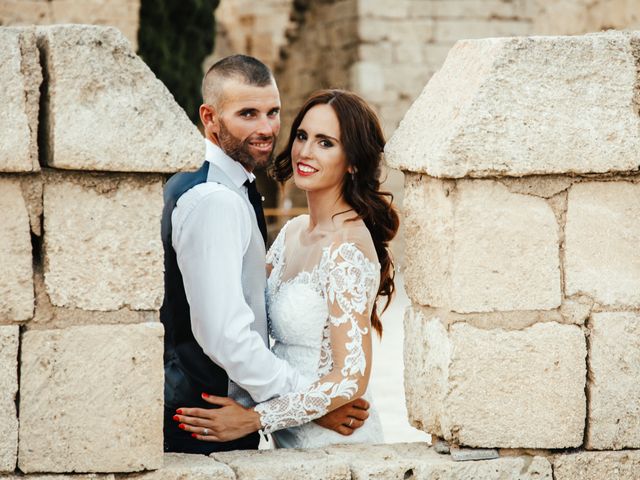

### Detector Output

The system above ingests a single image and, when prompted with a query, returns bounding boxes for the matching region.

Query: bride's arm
[254,241,378,433]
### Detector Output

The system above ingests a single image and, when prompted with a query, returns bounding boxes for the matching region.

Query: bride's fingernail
[202,393,209,398]
[176,409,183,414]
[191,433,197,438]
[178,424,186,430]
[172,415,179,421]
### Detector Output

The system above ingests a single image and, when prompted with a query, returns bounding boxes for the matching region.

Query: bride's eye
[319,139,333,148]
[295,131,307,141]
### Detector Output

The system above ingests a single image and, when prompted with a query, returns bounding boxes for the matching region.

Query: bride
[178,89,399,448]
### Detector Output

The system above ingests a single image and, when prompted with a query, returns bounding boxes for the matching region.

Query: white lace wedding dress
[255,215,384,448]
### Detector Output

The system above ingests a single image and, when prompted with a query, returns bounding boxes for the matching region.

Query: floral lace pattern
[257,229,379,434]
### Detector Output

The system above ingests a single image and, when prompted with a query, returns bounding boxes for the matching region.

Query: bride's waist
[272,342,320,374]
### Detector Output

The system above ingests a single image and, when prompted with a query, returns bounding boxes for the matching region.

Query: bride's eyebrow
[316,133,339,143]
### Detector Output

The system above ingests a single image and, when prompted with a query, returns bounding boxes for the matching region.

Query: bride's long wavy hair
[270,89,400,337]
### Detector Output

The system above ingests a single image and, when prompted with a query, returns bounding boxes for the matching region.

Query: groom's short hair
[202,55,275,107]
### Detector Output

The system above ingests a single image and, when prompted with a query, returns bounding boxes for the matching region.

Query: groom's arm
[173,189,308,401]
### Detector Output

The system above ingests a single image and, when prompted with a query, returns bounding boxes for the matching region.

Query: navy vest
[160,162,259,453]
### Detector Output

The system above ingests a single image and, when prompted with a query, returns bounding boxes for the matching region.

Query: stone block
[403,175,561,312]
[43,172,163,312]
[386,32,640,177]
[0,27,41,172]
[565,182,640,308]
[37,25,201,172]
[0,326,19,472]
[587,312,640,450]
[409,0,523,19]
[212,449,351,480]
[0,178,34,322]
[404,308,586,448]
[553,450,640,480]
[18,322,164,473]
[135,453,234,480]
[324,443,552,479]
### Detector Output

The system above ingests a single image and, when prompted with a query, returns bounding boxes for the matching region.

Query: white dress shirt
[171,139,308,403]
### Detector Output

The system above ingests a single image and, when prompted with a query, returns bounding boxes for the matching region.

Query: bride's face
[291,104,350,193]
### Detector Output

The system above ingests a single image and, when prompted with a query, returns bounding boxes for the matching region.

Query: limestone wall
[386,30,640,474]
[0,24,199,474]
[0,0,140,49]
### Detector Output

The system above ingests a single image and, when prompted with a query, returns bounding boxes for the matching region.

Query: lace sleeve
[255,242,380,433]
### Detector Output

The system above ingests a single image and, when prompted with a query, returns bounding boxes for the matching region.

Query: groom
[161,54,368,454]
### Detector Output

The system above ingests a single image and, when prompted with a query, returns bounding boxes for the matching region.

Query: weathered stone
[0,326,19,472]
[565,182,640,308]
[324,443,552,479]
[553,450,640,480]
[587,312,640,450]
[0,27,41,172]
[386,32,640,177]
[403,175,561,312]
[43,171,163,312]
[29,266,158,330]
[213,448,351,480]
[37,25,201,172]
[18,323,164,472]
[0,178,34,322]
[405,308,586,448]
[132,453,234,480]
[10,173,44,237]
[3,475,113,480]
[449,446,499,462]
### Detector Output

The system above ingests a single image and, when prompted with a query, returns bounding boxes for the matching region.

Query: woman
[177,89,399,448]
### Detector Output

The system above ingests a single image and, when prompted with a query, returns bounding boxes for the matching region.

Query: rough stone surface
[565,181,640,308]
[133,453,234,480]
[403,175,561,312]
[587,312,640,450]
[213,448,351,480]
[0,326,19,472]
[0,27,41,172]
[7,173,44,237]
[0,178,35,322]
[29,266,158,330]
[405,308,586,448]
[18,323,164,473]
[553,450,640,480]
[386,32,640,177]
[324,443,552,479]
[43,171,163,311]
[38,25,201,172]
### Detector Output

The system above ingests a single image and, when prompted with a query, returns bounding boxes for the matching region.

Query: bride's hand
[173,393,262,442]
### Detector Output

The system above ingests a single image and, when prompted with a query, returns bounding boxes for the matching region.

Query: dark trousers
[163,406,259,454]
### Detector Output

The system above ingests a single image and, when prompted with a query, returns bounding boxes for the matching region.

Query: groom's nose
[255,115,278,137]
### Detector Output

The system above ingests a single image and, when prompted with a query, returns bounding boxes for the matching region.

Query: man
[161,55,368,454]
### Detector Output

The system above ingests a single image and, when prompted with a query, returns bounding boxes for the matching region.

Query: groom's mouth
[249,139,274,154]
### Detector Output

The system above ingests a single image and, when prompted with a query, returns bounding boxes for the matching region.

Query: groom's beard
[218,120,276,171]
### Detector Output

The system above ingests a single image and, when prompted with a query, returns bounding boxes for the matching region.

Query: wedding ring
[203,428,210,435]
[348,418,353,427]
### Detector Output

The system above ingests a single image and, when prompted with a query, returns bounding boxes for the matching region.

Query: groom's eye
[268,108,280,117]
[239,109,256,118]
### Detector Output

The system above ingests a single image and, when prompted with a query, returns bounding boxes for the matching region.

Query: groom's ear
[200,103,221,138]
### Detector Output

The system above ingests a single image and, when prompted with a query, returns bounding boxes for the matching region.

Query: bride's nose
[299,140,313,159]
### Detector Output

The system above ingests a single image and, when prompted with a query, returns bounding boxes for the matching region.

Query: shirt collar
[204,138,255,187]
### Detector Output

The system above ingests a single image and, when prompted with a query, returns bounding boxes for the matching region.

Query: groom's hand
[314,398,370,436]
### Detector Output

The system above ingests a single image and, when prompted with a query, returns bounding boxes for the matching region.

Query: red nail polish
[202,392,209,398]
[172,415,179,421]
[178,424,186,430]
[191,433,197,438]
[176,409,183,414]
